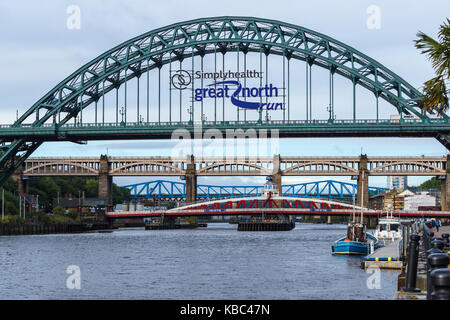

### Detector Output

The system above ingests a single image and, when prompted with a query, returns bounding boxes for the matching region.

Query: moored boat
[373,216,402,243]
[331,222,379,255]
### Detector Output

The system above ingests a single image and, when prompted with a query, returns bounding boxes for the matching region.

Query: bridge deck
[106,210,450,219]
[1,119,450,141]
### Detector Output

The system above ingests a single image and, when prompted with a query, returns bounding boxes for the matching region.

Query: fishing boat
[331,187,378,255]
[331,222,379,255]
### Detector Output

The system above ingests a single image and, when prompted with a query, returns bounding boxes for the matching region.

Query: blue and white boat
[331,222,379,255]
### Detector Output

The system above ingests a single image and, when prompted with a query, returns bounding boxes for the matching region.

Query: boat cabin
[263,175,280,197]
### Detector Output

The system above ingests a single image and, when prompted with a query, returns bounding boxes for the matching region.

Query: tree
[53,206,66,216]
[112,184,131,205]
[414,19,450,115]
[85,178,98,197]
[418,177,441,191]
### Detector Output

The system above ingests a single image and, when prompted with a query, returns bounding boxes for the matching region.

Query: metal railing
[1,118,449,129]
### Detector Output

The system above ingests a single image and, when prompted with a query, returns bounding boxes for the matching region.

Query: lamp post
[187,106,193,123]
[119,107,126,126]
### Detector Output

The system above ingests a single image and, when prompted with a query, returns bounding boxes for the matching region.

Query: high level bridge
[15,154,450,210]
[2,16,450,208]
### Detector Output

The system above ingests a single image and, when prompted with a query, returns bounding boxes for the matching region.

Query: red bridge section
[106,197,450,219]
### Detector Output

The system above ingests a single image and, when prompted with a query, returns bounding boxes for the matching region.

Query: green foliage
[48,214,76,224]
[85,178,98,197]
[1,176,131,222]
[0,178,20,216]
[1,215,25,225]
[52,206,65,216]
[112,184,132,204]
[27,176,131,211]
[0,210,78,225]
[37,212,52,224]
[414,18,450,115]
[418,177,441,191]
[68,210,78,221]
[26,210,51,224]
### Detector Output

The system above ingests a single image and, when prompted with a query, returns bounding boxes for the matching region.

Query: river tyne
[0,223,399,299]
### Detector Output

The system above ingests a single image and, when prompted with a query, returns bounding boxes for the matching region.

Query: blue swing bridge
[122,179,388,201]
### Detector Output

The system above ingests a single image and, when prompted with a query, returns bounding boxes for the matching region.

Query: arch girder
[23,161,99,175]
[110,161,185,175]
[2,16,447,187]
[369,161,445,175]
[13,16,433,131]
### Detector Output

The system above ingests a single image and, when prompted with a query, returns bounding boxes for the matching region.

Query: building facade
[386,176,408,190]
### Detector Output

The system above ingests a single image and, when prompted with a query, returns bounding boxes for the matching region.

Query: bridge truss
[122,179,387,200]
[22,155,448,177]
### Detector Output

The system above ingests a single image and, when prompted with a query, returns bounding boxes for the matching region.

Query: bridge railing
[3,118,449,129]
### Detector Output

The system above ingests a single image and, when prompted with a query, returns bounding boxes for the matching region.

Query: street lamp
[186,106,193,123]
[327,104,336,122]
[119,107,126,126]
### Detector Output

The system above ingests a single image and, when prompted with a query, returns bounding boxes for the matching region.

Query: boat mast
[360,170,364,224]
[352,191,355,223]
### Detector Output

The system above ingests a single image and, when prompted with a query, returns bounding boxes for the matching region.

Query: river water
[0,223,400,299]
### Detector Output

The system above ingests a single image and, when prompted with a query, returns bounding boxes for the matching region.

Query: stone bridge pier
[185,155,197,204]
[182,155,198,226]
[11,167,28,196]
[98,155,113,209]
[356,154,369,209]
[272,154,282,193]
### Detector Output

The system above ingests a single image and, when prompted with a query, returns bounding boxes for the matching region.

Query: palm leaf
[414,19,450,115]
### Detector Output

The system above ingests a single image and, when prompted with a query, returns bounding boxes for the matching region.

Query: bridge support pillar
[185,155,197,204]
[441,155,450,211]
[272,154,282,194]
[357,154,369,210]
[12,167,27,195]
[98,155,113,209]
[182,155,198,226]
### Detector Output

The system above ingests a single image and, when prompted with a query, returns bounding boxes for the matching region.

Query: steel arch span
[2,16,450,186]
[122,179,388,200]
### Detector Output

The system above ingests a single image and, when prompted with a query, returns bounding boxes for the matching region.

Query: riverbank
[0,222,113,236]
[0,223,399,299]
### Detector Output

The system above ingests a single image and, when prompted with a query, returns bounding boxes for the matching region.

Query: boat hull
[332,241,370,255]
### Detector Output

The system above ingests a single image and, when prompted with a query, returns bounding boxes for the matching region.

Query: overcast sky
[1,0,449,188]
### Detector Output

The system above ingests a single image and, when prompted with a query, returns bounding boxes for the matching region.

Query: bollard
[426,247,443,267]
[431,239,445,251]
[430,268,450,300]
[442,233,449,246]
[403,234,421,292]
[423,223,434,251]
[427,253,450,300]
[402,225,408,263]
[405,226,410,251]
